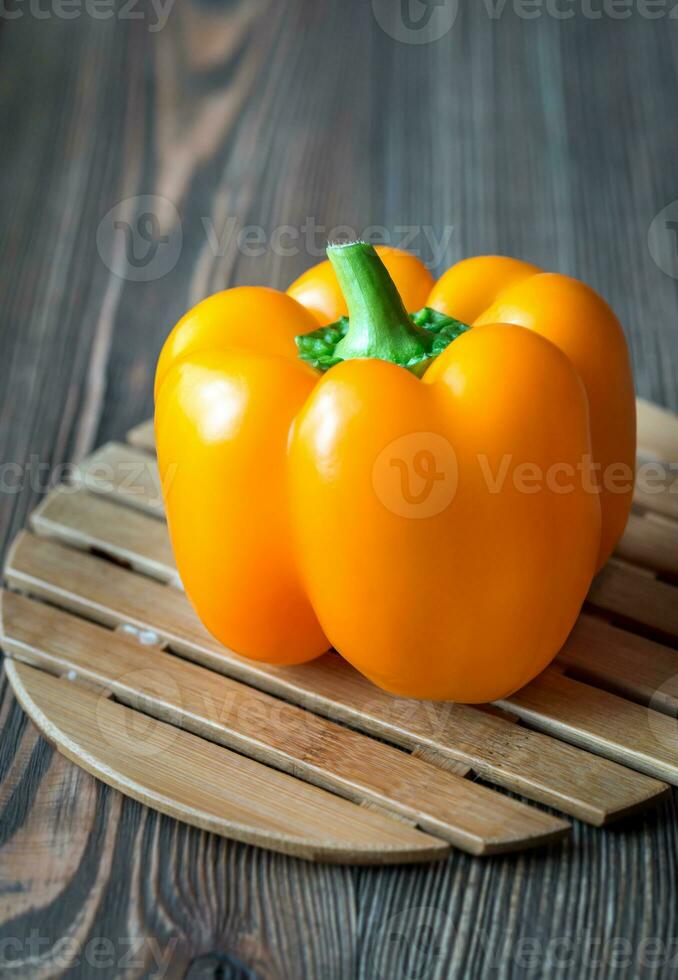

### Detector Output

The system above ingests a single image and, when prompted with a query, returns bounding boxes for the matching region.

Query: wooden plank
[5,660,448,865]
[637,398,678,462]
[73,443,165,517]
[0,590,571,856]
[500,668,678,785]
[126,419,156,453]
[615,511,678,578]
[634,476,678,524]
[4,532,668,825]
[587,558,678,639]
[31,485,177,584]
[634,398,678,523]
[559,612,678,713]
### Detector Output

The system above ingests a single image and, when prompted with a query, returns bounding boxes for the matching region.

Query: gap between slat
[5,659,449,865]
[28,484,678,715]
[0,589,570,855]
[2,532,669,826]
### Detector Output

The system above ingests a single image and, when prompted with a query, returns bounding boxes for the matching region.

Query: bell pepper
[155,244,635,702]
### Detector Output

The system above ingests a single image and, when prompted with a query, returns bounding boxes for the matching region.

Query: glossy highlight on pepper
[155,243,635,702]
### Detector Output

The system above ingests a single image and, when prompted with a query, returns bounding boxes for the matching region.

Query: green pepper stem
[327,242,432,367]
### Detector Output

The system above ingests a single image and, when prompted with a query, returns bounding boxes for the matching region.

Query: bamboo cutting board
[1,398,677,864]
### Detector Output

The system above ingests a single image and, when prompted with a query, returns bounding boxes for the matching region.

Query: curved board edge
[3,658,450,867]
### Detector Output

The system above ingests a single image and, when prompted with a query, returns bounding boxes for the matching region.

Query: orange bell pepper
[155,244,635,702]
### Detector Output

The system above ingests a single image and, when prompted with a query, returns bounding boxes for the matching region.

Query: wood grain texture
[560,612,678,713]
[31,484,175,582]
[1,593,572,857]
[635,470,678,523]
[5,530,669,826]
[6,660,454,865]
[615,511,678,577]
[499,670,678,784]
[637,398,678,461]
[588,558,678,640]
[24,472,678,802]
[3,1,678,975]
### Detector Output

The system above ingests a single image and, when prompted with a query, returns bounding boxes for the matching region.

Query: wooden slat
[558,613,678,713]
[5,660,447,865]
[31,485,177,584]
[4,532,668,825]
[587,558,678,639]
[0,590,571,856]
[637,398,678,463]
[500,669,678,785]
[73,443,164,517]
[126,419,156,453]
[634,400,678,522]
[634,473,678,524]
[615,512,678,578]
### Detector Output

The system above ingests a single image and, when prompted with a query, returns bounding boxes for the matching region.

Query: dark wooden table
[2,2,678,976]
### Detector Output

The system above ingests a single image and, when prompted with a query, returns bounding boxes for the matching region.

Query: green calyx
[296,307,470,376]
[295,242,470,376]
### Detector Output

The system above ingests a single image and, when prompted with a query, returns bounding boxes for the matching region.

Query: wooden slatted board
[1,398,677,864]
